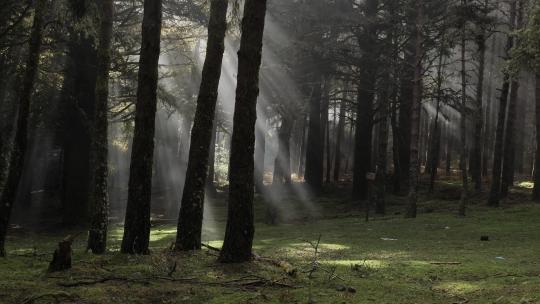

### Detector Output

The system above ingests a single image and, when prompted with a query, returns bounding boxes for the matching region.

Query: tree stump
[48,235,76,272]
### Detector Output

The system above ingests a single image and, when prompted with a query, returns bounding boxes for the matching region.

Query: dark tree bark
[333,99,346,182]
[255,114,266,192]
[405,0,423,219]
[121,0,162,255]
[206,119,218,196]
[0,0,45,257]
[428,36,446,194]
[375,85,389,215]
[87,0,114,255]
[175,0,228,251]
[488,1,516,207]
[533,75,540,201]
[398,46,415,193]
[352,0,378,201]
[458,21,469,216]
[60,3,99,225]
[501,0,523,198]
[218,0,267,263]
[304,78,324,192]
[471,30,486,192]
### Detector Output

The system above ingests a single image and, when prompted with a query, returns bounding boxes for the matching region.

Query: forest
[1,0,540,303]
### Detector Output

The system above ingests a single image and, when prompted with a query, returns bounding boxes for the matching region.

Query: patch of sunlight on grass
[433,281,481,295]
[320,259,388,268]
[149,228,177,241]
[518,181,534,189]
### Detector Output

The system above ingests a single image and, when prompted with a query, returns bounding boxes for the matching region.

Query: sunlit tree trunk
[219,0,267,263]
[255,114,266,192]
[533,75,540,201]
[175,0,228,251]
[87,0,114,254]
[273,115,293,185]
[121,0,162,254]
[206,119,218,196]
[0,0,45,257]
[488,1,516,207]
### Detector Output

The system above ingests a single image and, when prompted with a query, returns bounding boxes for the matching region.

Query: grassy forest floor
[1,178,540,304]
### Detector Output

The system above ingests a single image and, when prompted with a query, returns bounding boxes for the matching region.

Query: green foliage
[511,3,540,74]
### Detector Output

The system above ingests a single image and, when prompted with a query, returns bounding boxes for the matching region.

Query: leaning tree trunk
[121,0,162,254]
[533,75,540,201]
[0,0,45,257]
[87,0,114,255]
[175,0,228,251]
[405,1,423,219]
[488,1,516,207]
[219,0,267,263]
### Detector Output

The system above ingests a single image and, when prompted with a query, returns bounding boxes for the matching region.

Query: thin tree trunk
[488,1,516,207]
[174,0,228,251]
[333,99,346,182]
[206,119,218,196]
[533,75,540,201]
[0,0,45,257]
[121,0,163,254]
[501,0,523,198]
[219,0,267,263]
[405,1,423,218]
[87,0,114,254]
[255,115,266,192]
[273,115,293,185]
[459,19,469,216]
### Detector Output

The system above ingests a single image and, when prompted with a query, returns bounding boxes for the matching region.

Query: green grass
[1,182,540,303]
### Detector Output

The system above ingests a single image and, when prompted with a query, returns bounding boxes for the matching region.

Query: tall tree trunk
[60,2,99,225]
[501,0,523,198]
[255,115,266,192]
[533,75,540,201]
[297,114,307,178]
[375,86,389,215]
[488,0,516,207]
[405,0,423,218]
[428,37,446,193]
[206,119,218,196]
[304,78,324,192]
[87,0,114,254]
[333,99,346,182]
[352,0,378,201]
[219,0,267,263]
[121,0,162,254]
[472,30,486,192]
[398,48,415,193]
[175,0,228,251]
[458,19,469,216]
[272,115,293,185]
[0,0,44,257]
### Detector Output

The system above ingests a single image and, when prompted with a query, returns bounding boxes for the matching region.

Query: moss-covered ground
[1,179,540,303]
